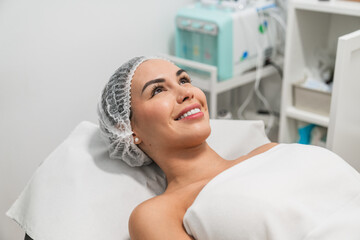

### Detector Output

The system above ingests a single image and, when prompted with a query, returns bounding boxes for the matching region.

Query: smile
[176,108,201,120]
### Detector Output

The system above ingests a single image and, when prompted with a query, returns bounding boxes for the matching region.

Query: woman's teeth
[177,108,201,120]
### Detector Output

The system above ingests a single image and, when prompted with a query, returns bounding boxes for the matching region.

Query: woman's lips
[175,103,202,121]
[180,111,204,121]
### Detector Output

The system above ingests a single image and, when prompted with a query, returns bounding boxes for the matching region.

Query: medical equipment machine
[175,0,278,80]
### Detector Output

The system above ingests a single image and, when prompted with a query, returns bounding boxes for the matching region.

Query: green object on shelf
[259,21,268,34]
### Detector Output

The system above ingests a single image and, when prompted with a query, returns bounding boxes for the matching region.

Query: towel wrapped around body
[183,143,360,240]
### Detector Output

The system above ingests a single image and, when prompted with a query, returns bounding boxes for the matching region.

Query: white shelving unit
[279,0,360,170]
[161,54,280,118]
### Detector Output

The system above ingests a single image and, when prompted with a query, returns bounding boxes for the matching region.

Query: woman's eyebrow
[176,69,187,76]
[141,78,165,94]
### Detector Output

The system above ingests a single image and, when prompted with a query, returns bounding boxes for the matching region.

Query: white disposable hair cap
[97,56,169,167]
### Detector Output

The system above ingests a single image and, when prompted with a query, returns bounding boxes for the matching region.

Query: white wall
[0,0,193,239]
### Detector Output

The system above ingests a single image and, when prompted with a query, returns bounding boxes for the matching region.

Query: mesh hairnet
[97,56,167,167]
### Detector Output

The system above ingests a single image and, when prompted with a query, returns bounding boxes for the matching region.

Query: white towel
[6,120,270,240]
[183,143,360,240]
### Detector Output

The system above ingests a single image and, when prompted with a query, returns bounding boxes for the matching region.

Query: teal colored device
[175,3,233,81]
[175,2,277,81]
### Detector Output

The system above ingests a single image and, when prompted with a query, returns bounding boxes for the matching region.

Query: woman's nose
[176,87,194,104]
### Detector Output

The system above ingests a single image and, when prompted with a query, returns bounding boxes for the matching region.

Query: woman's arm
[129,201,194,240]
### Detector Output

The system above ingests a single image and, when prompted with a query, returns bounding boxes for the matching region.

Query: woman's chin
[180,126,211,148]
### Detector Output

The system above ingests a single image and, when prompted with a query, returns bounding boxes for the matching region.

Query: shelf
[279,0,360,143]
[161,53,282,94]
[160,53,281,118]
[192,63,280,94]
[286,106,329,127]
[292,0,360,17]
[280,0,360,168]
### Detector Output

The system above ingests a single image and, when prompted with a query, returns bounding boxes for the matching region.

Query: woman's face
[130,59,211,156]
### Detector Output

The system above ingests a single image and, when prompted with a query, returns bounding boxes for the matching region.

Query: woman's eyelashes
[149,76,192,98]
[179,76,192,85]
[150,84,164,97]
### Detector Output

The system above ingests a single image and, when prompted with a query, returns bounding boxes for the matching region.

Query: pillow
[7,120,270,240]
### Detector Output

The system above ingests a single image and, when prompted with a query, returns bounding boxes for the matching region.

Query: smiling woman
[97,56,360,240]
[129,58,211,163]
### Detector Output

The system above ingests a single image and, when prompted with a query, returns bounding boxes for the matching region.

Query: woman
[98,56,360,240]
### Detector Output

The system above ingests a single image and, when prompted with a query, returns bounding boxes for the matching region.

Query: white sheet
[6,120,270,240]
[183,143,360,240]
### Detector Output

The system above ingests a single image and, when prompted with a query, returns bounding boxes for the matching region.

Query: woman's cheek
[195,88,208,107]
[144,98,173,121]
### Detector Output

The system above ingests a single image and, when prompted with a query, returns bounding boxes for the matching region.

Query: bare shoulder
[248,142,279,155]
[129,195,193,240]
[129,196,169,227]
[233,142,279,163]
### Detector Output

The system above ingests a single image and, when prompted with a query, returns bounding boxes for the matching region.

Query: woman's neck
[155,142,232,192]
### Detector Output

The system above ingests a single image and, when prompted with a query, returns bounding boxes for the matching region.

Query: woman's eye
[151,86,163,97]
[180,77,191,85]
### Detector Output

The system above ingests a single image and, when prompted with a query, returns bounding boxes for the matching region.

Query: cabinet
[279,0,360,170]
